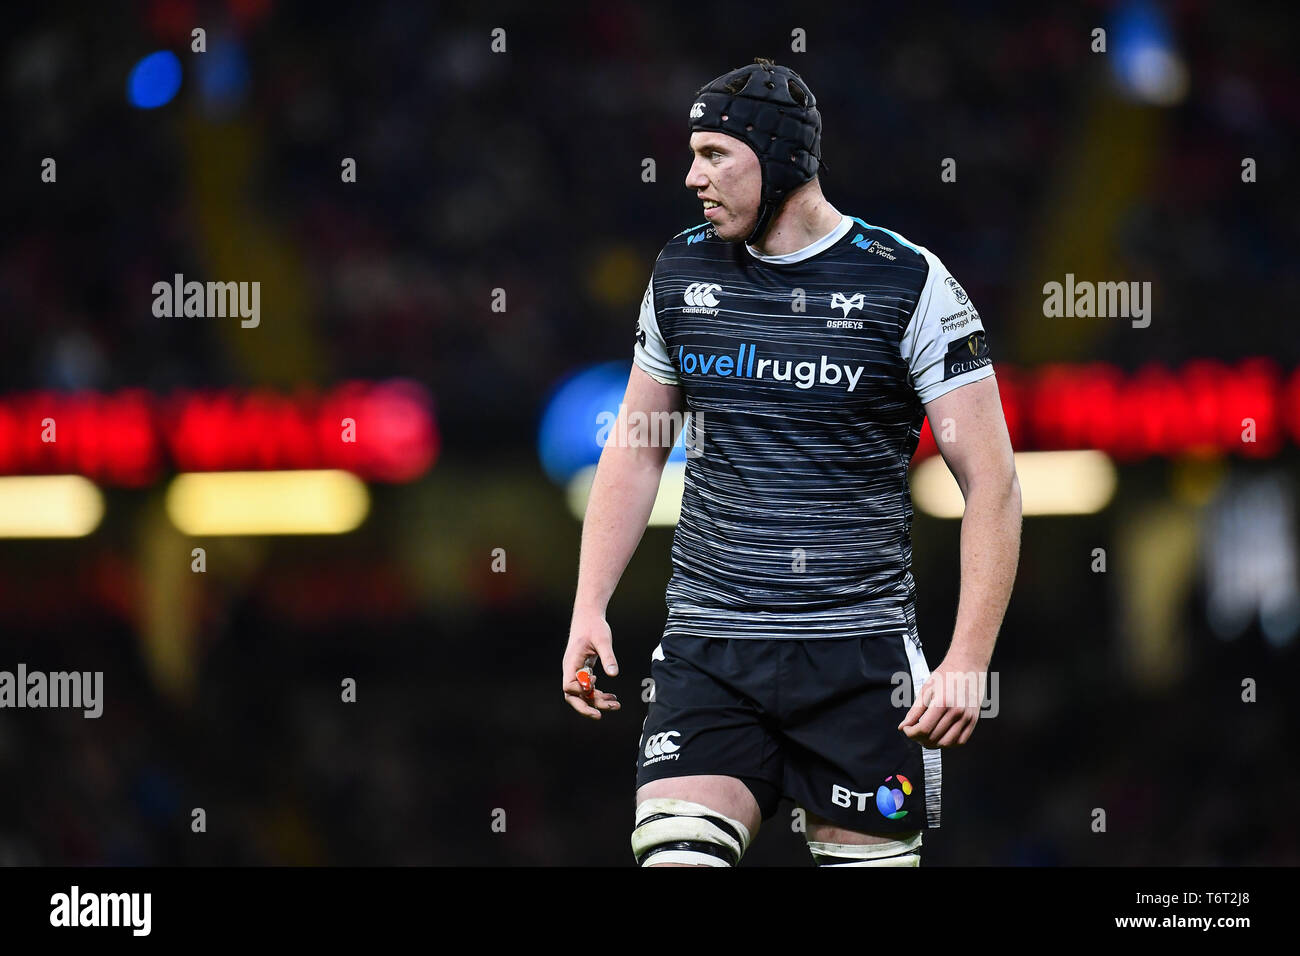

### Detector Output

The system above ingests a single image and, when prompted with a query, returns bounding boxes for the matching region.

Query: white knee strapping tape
[632,798,753,866]
[808,831,923,866]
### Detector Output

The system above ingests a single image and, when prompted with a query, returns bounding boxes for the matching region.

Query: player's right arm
[562,362,684,718]
[564,271,683,719]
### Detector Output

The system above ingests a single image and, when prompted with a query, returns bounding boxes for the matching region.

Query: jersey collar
[743,214,853,265]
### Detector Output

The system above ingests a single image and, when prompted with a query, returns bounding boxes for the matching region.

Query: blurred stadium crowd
[0,0,1296,864]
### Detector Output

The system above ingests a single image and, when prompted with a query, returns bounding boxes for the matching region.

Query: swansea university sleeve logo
[944,276,969,305]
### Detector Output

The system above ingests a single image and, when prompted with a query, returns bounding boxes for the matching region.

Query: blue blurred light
[197,37,250,112]
[537,361,687,485]
[127,51,182,109]
[1110,0,1188,105]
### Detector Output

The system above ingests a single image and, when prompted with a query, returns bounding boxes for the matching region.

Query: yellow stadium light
[165,470,370,536]
[567,462,685,527]
[911,450,1118,518]
[0,475,105,538]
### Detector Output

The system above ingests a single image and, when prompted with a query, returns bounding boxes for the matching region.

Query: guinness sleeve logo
[944,330,991,380]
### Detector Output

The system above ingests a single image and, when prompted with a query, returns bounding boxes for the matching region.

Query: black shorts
[634,631,941,834]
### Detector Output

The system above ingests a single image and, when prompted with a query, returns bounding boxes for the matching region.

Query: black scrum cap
[688,58,825,243]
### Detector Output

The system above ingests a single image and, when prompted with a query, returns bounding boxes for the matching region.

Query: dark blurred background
[0,0,1297,865]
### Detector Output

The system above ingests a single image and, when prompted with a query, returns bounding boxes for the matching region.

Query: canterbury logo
[831,292,866,317]
[644,731,681,758]
[683,283,722,308]
[689,101,706,119]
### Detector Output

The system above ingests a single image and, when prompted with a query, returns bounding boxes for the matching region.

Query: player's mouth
[703,199,723,217]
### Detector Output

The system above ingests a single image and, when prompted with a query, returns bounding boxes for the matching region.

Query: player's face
[685,131,760,241]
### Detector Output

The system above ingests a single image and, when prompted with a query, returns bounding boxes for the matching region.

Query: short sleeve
[633,275,679,385]
[900,248,994,404]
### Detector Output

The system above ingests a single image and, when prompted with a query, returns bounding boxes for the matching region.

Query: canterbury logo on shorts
[643,731,682,765]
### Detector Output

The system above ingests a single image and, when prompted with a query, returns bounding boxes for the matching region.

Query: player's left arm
[895,248,1022,748]
[899,375,1021,747]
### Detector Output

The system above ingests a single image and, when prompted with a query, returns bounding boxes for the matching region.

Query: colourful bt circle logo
[876,774,912,819]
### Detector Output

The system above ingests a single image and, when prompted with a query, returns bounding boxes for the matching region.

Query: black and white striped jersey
[632,213,993,641]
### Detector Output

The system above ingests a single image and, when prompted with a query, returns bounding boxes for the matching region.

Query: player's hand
[562,609,621,720]
[897,658,987,748]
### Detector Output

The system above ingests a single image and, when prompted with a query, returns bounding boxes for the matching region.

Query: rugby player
[561,58,1021,867]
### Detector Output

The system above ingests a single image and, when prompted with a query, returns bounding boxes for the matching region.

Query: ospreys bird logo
[830,292,865,318]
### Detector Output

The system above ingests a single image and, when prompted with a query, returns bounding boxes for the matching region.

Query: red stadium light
[913,359,1291,462]
[0,380,439,485]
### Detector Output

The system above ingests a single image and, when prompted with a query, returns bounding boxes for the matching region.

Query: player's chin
[728,217,759,244]
[718,216,755,243]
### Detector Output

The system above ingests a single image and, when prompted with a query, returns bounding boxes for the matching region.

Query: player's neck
[748,189,842,258]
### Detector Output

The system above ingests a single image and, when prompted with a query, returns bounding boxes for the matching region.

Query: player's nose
[684,159,708,190]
